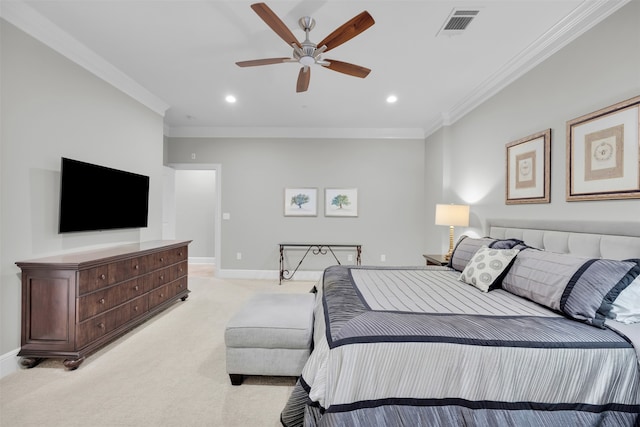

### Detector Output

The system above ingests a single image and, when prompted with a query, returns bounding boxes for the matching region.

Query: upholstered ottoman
[225,292,315,385]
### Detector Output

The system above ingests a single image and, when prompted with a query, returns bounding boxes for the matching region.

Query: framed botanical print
[566,95,640,201]
[325,188,358,217]
[505,129,551,204]
[284,187,318,216]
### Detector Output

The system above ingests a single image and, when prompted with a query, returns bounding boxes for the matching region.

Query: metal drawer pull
[98,322,105,329]
[133,285,139,291]
[100,274,106,280]
[134,306,138,312]
[159,275,164,280]
[134,264,139,270]
[99,298,105,304]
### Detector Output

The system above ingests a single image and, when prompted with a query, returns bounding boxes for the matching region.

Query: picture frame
[284,187,318,216]
[505,129,551,204]
[566,95,640,201]
[325,188,358,217]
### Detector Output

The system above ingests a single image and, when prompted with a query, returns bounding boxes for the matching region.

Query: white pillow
[609,276,640,324]
[459,246,520,292]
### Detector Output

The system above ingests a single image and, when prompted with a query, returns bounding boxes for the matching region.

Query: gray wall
[0,21,164,357]
[425,0,640,244]
[166,138,427,272]
[174,169,216,260]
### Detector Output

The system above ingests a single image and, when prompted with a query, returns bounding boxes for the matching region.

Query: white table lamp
[435,204,470,261]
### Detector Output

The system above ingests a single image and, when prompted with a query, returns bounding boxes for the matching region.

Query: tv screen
[59,157,150,233]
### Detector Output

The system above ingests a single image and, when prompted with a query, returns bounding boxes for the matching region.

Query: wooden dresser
[15,240,191,370]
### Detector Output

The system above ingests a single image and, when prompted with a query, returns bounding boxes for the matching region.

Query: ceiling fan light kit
[236,2,375,93]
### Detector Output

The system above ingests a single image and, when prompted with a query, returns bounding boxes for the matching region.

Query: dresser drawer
[127,295,149,321]
[169,276,188,299]
[77,311,115,348]
[169,246,188,264]
[78,265,110,295]
[148,284,171,310]
[148,250,172,270]
[113,296,149,328]
[77,278,145,321]
[109,257,147,283]
[149,267,172,289]
[170,261,188,281]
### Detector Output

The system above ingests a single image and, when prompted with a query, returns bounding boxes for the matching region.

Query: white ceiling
[1,0,630,139]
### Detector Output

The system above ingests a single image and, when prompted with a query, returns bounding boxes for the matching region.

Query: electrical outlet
[380,254,386,262]
[347,254,354,262]
[191,153,196,159]
[236,252,242,260]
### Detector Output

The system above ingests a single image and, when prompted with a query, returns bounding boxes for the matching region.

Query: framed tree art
[505,129,551,204]
[325,188,358,217]
[284,188,318,216]
[566,95,640,201]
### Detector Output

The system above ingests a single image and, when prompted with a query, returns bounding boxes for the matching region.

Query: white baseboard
[217,269,322,282]
[1,348,20,379]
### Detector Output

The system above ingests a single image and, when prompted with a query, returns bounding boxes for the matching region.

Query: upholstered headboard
[486,219,640,260]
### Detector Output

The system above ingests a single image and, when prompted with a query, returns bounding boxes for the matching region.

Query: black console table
[279,243,362,284]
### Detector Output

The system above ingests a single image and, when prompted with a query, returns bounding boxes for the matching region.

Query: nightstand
[423,254,448,266]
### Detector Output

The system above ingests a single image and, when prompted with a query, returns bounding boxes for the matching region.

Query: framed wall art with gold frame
[566,95,640,201]
[505,129,551,204]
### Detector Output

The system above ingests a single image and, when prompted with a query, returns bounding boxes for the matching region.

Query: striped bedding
[281,265,640,427]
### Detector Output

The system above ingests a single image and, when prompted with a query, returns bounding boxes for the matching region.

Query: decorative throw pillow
[608,275,640,324]
[564,258,640,327]
[449,236,496,272]
[503,250,640,328]
[459,246,520,292]
[502,250,588,312]
[449,236,525,272]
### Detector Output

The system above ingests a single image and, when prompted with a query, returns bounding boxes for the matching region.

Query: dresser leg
[20,357,44,369]
[63,356,85,370]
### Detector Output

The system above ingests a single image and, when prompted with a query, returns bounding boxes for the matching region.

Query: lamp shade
[435,204,470,227]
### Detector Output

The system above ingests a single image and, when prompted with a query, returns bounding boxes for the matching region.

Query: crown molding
[445,0,630,126]
[0,0,170,117]
[165,126,426,140]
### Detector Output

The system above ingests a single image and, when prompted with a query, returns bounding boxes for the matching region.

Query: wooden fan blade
[236,58,291,67]
[296,67,310,93]
[251,3,301,48]
[324,59,371,78]
[317,11,374,53]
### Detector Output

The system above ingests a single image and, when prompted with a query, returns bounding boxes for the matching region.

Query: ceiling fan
[236,2,375,93]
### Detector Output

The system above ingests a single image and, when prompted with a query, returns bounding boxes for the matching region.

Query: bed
[280,219,640,427]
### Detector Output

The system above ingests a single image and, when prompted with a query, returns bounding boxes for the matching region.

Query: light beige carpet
[0,266,315,427]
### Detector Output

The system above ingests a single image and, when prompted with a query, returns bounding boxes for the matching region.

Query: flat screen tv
[59,157,150,233]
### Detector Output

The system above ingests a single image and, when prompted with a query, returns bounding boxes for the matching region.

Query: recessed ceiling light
[225,95,237,103]
[386,95,398,103]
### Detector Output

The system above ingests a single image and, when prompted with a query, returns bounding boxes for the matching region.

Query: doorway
[164,163,221,276]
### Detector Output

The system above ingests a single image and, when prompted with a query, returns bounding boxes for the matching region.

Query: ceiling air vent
[438,9,479,36]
